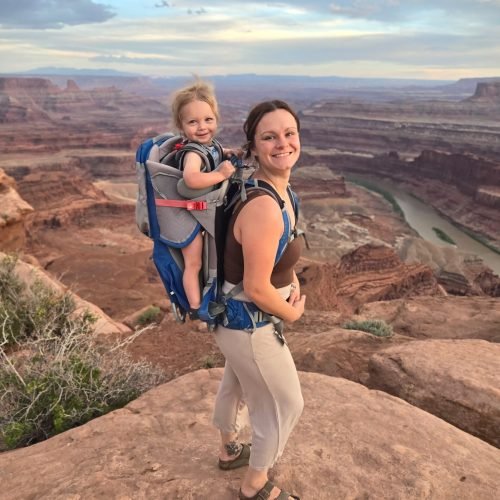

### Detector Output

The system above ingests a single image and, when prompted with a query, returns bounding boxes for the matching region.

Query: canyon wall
[0,77,166,154]
[299,83,500,248]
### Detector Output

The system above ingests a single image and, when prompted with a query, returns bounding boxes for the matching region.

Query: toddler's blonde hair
[171,78,219,131]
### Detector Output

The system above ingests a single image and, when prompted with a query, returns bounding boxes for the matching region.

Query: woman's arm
[235,196,306,323]
[183,151,235,189]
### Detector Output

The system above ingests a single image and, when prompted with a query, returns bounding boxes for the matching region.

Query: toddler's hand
[218,160,236,179]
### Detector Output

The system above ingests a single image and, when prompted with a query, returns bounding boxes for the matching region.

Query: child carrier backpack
[135,131,301,331]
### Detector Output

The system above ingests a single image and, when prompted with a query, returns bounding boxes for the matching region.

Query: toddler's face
[180,100,217,144]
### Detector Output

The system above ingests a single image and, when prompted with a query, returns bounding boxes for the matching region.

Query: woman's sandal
[218,443,251,470]
[238,480,300,500]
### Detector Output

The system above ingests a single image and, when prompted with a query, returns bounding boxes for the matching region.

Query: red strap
[155,199,208,210]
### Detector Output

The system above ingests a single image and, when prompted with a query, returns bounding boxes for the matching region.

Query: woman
[212,100,306,500]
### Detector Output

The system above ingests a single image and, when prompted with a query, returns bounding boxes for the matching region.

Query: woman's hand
[287,273,301,305]
[289,294,306,322]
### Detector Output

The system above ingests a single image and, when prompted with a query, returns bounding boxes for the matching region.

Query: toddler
[171,79,235,319]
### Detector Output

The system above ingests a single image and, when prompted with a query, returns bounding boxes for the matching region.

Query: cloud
[0,0,115,29]
[90,54,184,65]
[0,0,498,78]
[85,28,499,71]
[326,0,500,26]
[151,0,500,29]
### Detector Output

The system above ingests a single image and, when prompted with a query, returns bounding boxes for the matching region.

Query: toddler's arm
[182,151,235,190]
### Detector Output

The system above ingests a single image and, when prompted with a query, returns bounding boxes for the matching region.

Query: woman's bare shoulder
[239,193,282,220]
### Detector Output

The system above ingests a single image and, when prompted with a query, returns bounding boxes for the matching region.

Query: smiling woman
[212,100,305,500]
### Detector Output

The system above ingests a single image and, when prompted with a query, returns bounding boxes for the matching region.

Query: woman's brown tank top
[223,190,303,288]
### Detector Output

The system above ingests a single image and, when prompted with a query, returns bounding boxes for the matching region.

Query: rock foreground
[1,370,499,500]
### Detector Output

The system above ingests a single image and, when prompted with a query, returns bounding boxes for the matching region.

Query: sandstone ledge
[1,369,499,499]
[368,339,500,448]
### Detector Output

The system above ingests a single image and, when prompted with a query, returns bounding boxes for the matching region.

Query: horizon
[3,68,500,87]
[0,1,499,81]
[0,68,463,83]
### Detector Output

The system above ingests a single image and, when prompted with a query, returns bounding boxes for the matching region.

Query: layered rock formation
[1,369,499,499]
[300,149,500,251]
[0,169,33,250]
[300,84,500,161]
[0,76,166,154]
[398,237,500,296]
[298,244,439,314]
[299,84,500,249]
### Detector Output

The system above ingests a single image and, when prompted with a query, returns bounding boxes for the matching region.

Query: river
[347,176,500,275]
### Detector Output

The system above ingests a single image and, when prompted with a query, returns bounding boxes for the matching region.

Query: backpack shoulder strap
[286,185,299,225]
[175,140,221,172]
[212,138,224,162]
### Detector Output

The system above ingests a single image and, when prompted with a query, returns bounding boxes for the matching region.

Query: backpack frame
[135,132,300,330]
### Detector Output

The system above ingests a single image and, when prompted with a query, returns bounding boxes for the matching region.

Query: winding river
[348,176,500,275]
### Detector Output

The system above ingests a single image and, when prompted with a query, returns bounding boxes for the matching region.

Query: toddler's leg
[181,232,203,309]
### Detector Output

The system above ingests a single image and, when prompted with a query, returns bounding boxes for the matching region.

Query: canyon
[0,75,499,497]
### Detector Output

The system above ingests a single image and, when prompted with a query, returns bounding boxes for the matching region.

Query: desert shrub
[137,306,162,326]
[200,355,216,369]
[343,319,393,338]
[0,256,165,450]
[0,255,94,346]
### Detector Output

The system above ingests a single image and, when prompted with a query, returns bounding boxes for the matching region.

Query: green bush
[343,319,393,338]
[432,227,456,245]
[0,255,165,450]
[137,306,162,326]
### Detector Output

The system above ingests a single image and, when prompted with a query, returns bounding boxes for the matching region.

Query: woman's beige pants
[212,320,303,470]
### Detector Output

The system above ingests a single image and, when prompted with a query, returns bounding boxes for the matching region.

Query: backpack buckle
[186,201,208,211]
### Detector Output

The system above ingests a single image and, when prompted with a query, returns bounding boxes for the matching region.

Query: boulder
[287,326,406,385]
[1,370,499,499]
[368,339,500,447]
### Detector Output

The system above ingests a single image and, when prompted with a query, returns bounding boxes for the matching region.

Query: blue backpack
[135,132,300,331]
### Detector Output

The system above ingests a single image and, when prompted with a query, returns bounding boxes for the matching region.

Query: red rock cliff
[411,150,500,198]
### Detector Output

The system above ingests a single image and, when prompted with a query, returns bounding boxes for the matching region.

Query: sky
[0,0,499,80]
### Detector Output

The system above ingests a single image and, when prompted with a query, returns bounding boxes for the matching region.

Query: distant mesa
[467,81,500,102]
[65,79,80,92]
[0,77,60,93]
